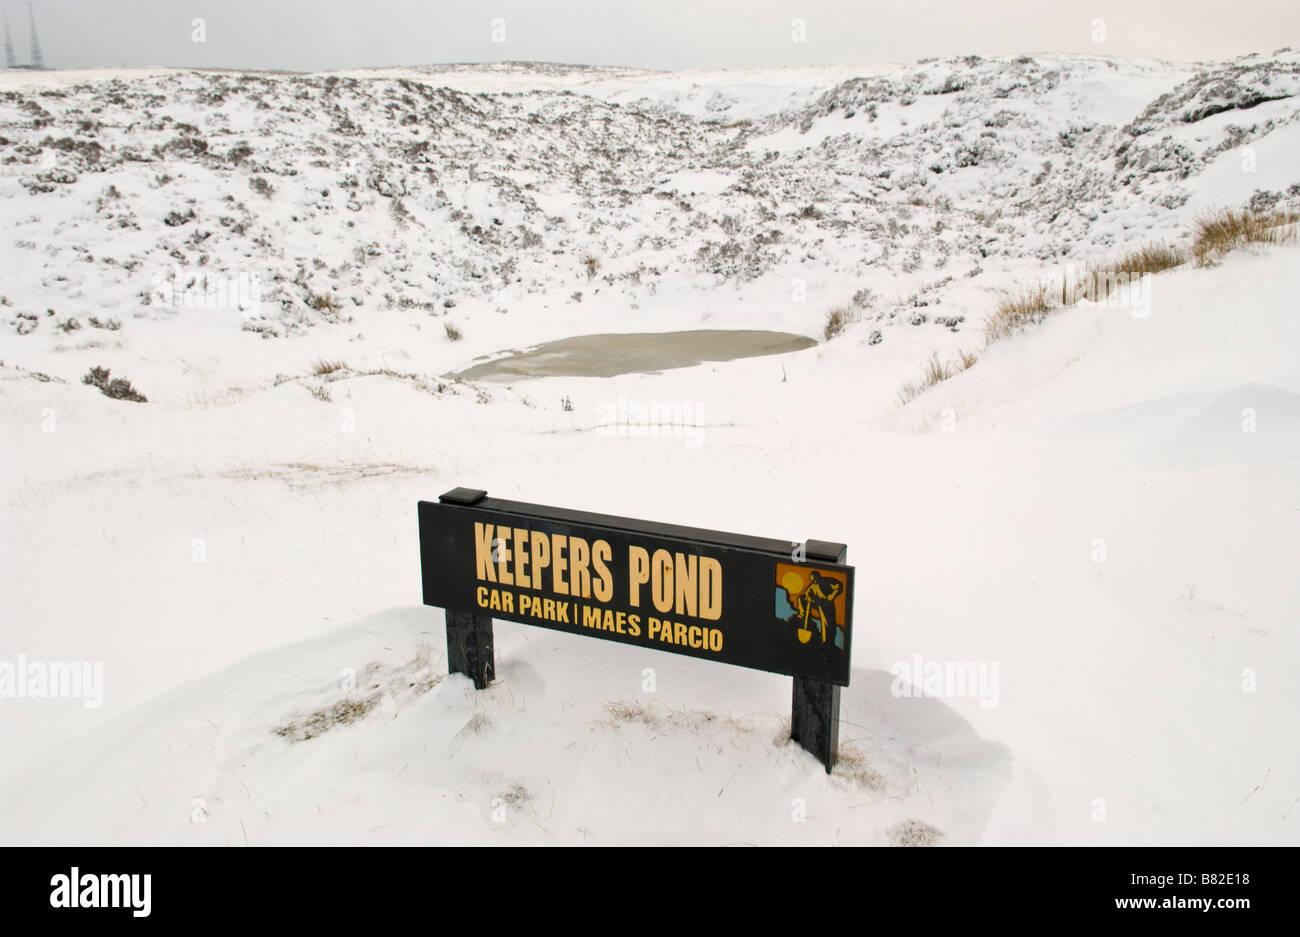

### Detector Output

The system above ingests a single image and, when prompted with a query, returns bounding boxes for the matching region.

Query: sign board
[419,488,855,770]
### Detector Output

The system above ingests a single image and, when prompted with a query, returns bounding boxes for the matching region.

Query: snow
[1189,120,1300,213]
[1,52,1299,845]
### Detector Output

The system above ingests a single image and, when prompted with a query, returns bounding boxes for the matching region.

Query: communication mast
[3,11,17,69]
[27,2,43,70]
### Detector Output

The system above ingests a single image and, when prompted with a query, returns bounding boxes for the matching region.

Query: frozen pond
[454,329,817,381]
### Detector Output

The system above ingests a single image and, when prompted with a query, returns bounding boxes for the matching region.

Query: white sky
[4,0,1298,71]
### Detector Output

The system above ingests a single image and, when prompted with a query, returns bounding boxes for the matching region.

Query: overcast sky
[4,1,1297,71]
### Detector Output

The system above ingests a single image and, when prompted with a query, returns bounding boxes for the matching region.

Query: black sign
[419,489,855,685]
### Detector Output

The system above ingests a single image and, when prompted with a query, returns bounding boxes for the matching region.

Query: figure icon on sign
[776,565,846,648]
[796,570,842,644]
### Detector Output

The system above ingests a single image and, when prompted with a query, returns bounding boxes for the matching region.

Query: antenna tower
[27,2,43,70]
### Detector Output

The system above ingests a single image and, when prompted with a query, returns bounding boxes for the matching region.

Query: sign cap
[439,487,488,506]
[804,539,847,563]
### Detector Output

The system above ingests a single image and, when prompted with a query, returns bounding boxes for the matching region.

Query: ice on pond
[454,330,817,381]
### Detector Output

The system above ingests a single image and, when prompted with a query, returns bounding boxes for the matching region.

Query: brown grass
[984,239,1184,344]
[896,380,924,406]
[1191,207,1300,266]
[602,699,660,727]
[307,292,341,313]
[598,698,774,740]
[923,351,950,386]
[1107,242,1186,277]
[273,645,443,743]
[273,695,379,743]
[889,818,943,846]
[833,744,886,791]
[311,358,346,376]
[1077,241,1186,303]
[1086,241,1190,300]
[977,204,1296,350]
[824,304,857,341]
[897,349,978,405]
[983,281,1054,344]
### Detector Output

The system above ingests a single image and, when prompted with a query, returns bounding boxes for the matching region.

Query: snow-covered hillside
[2,52,1298,351]
[1,52,1298,845]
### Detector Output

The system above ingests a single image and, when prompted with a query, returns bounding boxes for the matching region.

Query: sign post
[419,487,854,772]
[790,539,847,773]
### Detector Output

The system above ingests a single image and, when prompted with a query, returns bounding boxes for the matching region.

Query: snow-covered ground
[1,52,1298,845]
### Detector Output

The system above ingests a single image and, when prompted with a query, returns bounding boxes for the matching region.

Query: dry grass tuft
[598,698,778,743]
[896,380,925,407]
[833,744,887,791]
[977,205,1294,350]
[311,357,347,376]
[274,695,379,743]
[1079,242,1186,303]
[824,304,859,341]
[601,698,661,727]
[983,281,1054,344]
[459,712,492,735]
[923,352,950,386]
[983,242,1184,346]
[307,292,341,313]
[889,818,943,847]
[497,782,530,806]
[273,645,444,743]
[897,350,977,405]
[1105,242,1186,277]
[1191,206,1299,266]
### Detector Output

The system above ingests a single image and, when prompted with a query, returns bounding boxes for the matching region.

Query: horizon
[1,1,1297,73]
[5,46,1296,78]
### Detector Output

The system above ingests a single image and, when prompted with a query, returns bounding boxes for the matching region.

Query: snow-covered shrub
[82,366,147,403]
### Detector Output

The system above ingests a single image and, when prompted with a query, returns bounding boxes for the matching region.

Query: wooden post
[790,539,847,773]
[446,608,494,690]
[439,488,495,689]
